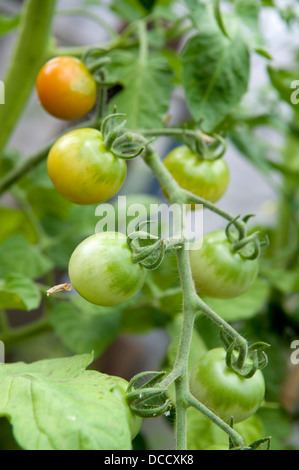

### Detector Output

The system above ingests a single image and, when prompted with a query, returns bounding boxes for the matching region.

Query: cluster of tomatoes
[36,56,265,432]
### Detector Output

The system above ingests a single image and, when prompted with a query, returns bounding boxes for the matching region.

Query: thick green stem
[143,150,245,450]
[187,395,244,448]
[138,128,213,143]
[0,0,57,155]
[172,248,197,449]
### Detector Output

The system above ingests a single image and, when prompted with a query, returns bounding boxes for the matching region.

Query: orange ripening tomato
[36,56,97,120]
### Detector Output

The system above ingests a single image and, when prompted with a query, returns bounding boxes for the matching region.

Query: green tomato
[190,231,259,299]
[187,407,264,450]
[190,348,265,424]
[164,145,229,204]
[47,128,126,205]
[111,380,142,440]
[68,232,146,306]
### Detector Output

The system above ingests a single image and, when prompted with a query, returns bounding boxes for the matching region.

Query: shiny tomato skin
[68,232,146,306]
[36,56,97,120]
[190,231,259,299]
[164,146,229,204]
[190,348,265,424]
[47,128,126,205]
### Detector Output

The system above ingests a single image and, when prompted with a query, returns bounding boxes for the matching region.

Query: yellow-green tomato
[190,348,265,424]
[47,129,126,205]
[164,146,229,204]
[190,231,259,299]
[68,232,146,306]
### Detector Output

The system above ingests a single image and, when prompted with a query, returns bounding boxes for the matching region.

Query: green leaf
[0,14,20,37]
[161,49,182,84]
[0,274,41,311]
[0,207,37,244]
[234,0,261,26]
[49,296,121,357]
[0,354,134,450]
[111,0,147,20]
[26,186,71,220]
[182,30,250,132]
[0,235,53,280]
[109,54,174,129]
[214,0,230,38]
[268,66,299,114]
[254,48,272,60]
[261,267,299,294]
[258,408,293,450]
[202,278,270,322]
[139,0,157,10]
[229,127,276,179]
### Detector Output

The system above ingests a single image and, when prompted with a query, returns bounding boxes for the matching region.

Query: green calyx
[220,327,270,378]
[101,113,151,159]
[126,371,172,419]
[225,215,269,261]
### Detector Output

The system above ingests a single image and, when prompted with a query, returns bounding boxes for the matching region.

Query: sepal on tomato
[126,371,172,418]
[220,327,270,378]
[101,113,150,159]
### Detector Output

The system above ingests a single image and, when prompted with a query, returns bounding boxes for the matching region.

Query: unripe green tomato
[112,381,142,440]
[164,145,229,205]
[68,232,146,306]
[47,129,126,205]
[190,348,265,424]
[190,231,259,299]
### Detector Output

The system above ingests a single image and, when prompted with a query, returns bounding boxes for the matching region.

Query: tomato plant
[36,56,97,120]
[164,145,229,204]
[190,231,259,299]
[47,128,127,205]
[190,348,265,424]
[0,0,297,454]
[68,232,146,306]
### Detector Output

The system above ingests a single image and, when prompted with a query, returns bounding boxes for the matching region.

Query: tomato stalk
[143,149,247,449]
[0,0,57,156]
[138,127,214,144]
